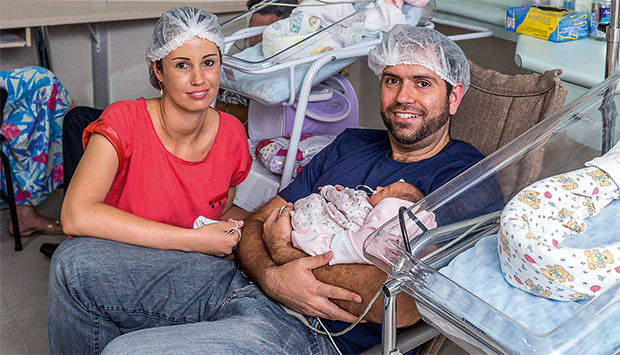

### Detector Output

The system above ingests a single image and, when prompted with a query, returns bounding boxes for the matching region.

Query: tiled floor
[1,189,65,355]
[0,190,465,355]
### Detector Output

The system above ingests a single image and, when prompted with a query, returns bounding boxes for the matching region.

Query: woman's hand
[192,218,243,256]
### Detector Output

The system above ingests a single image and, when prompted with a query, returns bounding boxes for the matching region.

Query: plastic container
[591,0,611,40]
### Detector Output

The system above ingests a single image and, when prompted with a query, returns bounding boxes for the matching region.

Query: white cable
[355,184,376,196]
[279,286,382,337]
[227,220,242,247]
[317,317,343,355]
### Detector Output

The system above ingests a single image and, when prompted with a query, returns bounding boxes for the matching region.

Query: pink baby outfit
[290,185,372,236]
[292,196,436,265]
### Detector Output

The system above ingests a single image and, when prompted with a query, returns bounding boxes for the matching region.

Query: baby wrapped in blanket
[261,0,429,59]
[290,181,435,264]
[499,142,620,301]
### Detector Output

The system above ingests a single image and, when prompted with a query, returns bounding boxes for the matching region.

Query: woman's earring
[158,81,164,96]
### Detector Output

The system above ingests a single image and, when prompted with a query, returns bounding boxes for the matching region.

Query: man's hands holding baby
[262,251,363,323]
[260,202,363,323]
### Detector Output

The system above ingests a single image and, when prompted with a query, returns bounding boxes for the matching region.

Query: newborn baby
[261,0,428,59]
[290,181,435,264]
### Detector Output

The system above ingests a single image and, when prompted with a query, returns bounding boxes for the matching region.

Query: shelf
[0,28,31,49]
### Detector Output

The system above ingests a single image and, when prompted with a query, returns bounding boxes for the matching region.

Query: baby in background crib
[287,181,435,264]
[261,0,430,59]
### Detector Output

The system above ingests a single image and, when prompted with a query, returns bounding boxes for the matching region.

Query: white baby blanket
[262,0,409,59]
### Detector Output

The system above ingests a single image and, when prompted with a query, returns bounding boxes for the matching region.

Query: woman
[61,7,251,255]
[1,66,73,237]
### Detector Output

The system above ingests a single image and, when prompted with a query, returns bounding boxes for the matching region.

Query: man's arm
[261,202,307,264]
[315,264,420,327]
[235,196,362,322]
[260,204,420,327]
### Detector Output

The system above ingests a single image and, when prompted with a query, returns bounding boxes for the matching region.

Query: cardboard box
[506,6,589,42]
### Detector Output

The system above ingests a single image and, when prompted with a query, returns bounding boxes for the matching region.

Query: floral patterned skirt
[1,66,73,206]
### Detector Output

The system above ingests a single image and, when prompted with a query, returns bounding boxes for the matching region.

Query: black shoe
[40,242,59,257]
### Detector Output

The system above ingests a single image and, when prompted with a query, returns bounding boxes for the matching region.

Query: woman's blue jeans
[48,237,338,354]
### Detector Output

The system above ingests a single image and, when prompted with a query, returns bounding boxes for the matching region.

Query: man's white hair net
[146,7,224,88]
[368,24,470,93]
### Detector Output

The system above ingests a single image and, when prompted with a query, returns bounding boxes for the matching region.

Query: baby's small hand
[317,184,345,192]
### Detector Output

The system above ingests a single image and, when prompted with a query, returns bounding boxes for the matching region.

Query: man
[48,25,483,354]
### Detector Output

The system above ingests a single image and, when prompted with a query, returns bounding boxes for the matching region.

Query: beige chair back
[450,61,567,199]
[451,60,567,156]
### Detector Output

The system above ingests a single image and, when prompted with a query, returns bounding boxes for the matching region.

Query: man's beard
[380,98,451,145]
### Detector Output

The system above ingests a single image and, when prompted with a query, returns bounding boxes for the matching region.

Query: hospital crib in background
[217,0,493,211]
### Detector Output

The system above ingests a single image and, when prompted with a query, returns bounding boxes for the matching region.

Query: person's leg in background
[40,106,102,257]
[1,67,73,238]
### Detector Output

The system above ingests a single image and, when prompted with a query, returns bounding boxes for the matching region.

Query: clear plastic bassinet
[363,72,620,354]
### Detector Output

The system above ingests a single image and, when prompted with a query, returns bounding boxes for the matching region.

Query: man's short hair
[246,0,297,18]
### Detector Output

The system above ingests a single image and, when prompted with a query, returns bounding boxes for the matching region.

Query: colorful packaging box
[506,6,589,42]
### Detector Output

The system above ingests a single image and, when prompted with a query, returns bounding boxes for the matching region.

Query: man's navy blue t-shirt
[278,128,484,354]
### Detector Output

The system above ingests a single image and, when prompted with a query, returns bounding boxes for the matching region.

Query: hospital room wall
[0,20,160,107]
[0,19,526,126]
[0,12,243,107]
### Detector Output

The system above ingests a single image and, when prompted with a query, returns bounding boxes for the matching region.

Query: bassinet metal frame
[220,5,493,189]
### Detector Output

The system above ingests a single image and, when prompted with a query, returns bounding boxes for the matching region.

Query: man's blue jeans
[48,237,338,354]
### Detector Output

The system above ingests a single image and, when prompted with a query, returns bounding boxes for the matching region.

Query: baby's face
[368,182,416,207]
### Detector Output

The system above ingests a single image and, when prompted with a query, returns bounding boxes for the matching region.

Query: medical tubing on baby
[399,207,412,253]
